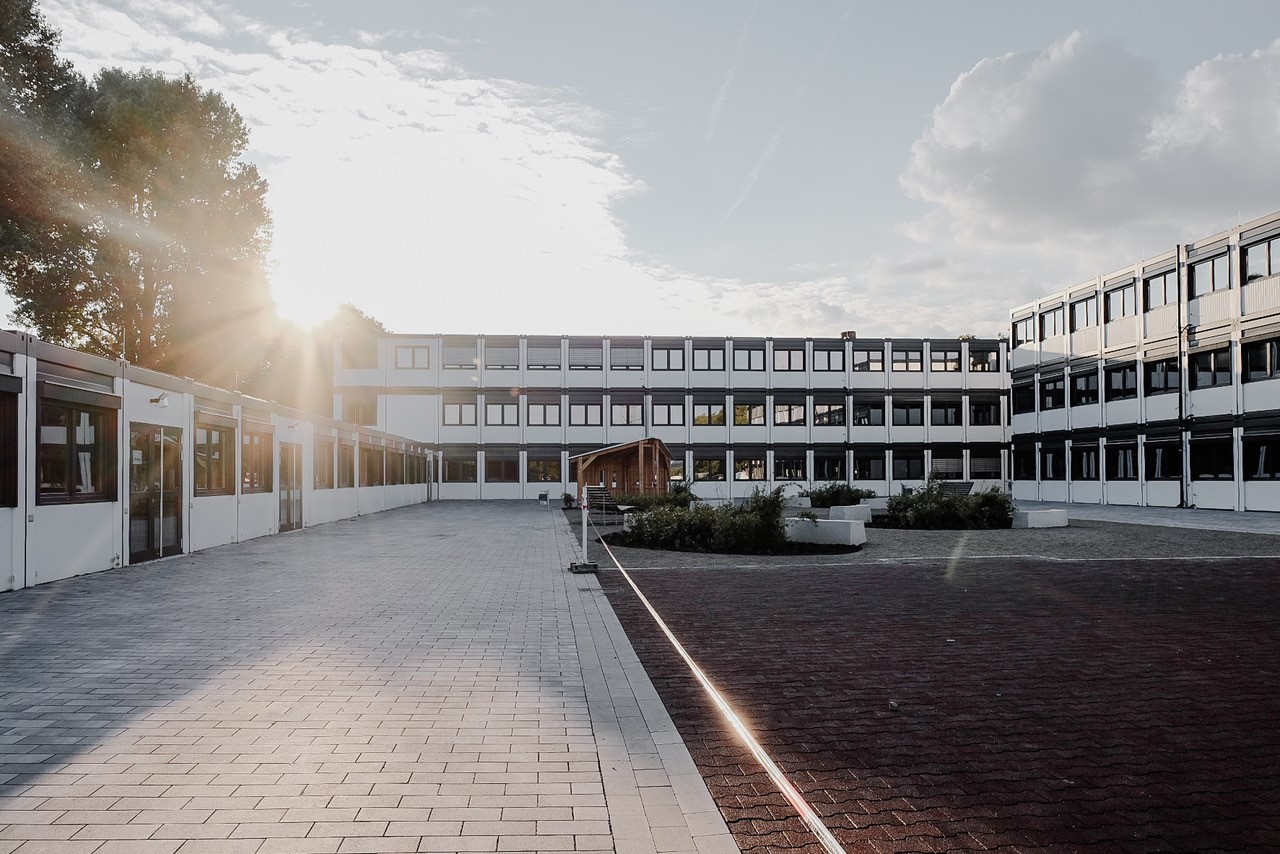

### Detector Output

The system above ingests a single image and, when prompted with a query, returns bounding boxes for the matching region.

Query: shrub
[617,487,789,554]
[879,480,1013,530]
[801,483,877,508]
[613,480,697,510]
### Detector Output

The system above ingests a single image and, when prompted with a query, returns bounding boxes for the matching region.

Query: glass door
[279,442,302,532]
[129,424,183,563]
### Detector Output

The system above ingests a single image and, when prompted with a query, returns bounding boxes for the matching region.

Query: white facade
[1010,209,1280,512]
[333,334,1011,503]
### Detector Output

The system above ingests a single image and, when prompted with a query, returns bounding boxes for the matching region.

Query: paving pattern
[0,501,738,854]
[598,554,1280,853]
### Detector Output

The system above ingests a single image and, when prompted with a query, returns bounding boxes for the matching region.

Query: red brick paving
[599,558,1280,853]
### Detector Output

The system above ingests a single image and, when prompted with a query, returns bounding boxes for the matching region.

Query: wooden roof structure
[570,438,673,502]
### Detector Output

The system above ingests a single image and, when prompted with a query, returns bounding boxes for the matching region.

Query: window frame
[241,430,274,494]
[1039,306,1065,340]
[443,402,477,426]
[852,350,884,372]
[194,422,236,496]
[394,346,431,370]
[1189,254,1231,299]
[1070,296,1098,332]
[891,349,923,372]
[652,348,684,371]
[813,349,844,372]
[930,349,962,372]
[773,402,806,426]
[1189,347,1232,390]
[485,402,518,426]
[568,403,603,426]
[773,348,805,372]
[527,402,561,427]
[1104,364,1138,401]
[652,403,684,426]
[692,403,726,426]
[891,401,924,426]
[1104,285,1136,323]
[813,402,845,426]
[692,348,725,371]
[610,403,643,426]
[37,397,118,505]
[732,348,765,371]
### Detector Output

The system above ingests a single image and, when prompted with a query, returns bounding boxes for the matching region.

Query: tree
[2,62,273,386]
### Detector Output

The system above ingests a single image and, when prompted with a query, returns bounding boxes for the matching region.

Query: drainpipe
[1176,243,1189,509]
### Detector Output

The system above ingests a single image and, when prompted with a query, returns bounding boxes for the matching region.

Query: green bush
[618,487,789,554]
[801,483,878,508]
[879,480,1013,530]
[613,480,697,510]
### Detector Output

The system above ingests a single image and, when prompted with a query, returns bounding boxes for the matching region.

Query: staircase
[583,485,617,510]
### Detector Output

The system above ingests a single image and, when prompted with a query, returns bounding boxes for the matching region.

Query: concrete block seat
[1013,509,1069,528]
[785,518,867,546]
[829,504,872,522]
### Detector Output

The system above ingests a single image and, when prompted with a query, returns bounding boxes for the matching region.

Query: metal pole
[581,493,589,564]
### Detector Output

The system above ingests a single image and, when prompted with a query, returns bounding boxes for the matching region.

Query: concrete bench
[828,504,872,522]
[785,518,867,546]
[784,497,812,508]
[1012,509,1068,528]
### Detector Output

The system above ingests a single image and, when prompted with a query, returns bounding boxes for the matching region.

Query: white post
[581,491,589,564]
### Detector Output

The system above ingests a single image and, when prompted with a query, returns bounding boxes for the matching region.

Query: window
[1071,444,1099,480]
[1145,358,1180,395]
[814,455,844,481]
[892,450,924,480]
[1244,338,1280,382]
[1143,270,1179,309]
[774,403,806,426]
[38,401,116,503]
[1244,436,1280,479]
[0,391,14,508]
[892,349,922,372]
[813,402,845,426]
[1105,364,1138,401]
[1190,439,1233,480]
[813,349,844,371]
[652,404,684,426]
[1070,296,1098,331]
[386,451,405,486]
[852,451,884,480]
[852,350,884,372]
[528,458,561,483]
[930,349,961,372]
[1013,317,1035,347]
[1039,376,1065,410]
[1190,348,1232,389]
[610,343,644,371]
[669,458,685,482]
[611,404,643,426]
[1190,254,1230,298]
[1039,306,1065,339]
[1106,444,1138,480]
[1040,444,1066,480]
[773,349,804,371]
[359,446,384,487]
[442,341,477,369]
[313,441,334,490]
[931,454,964,481]
[1104,285,1136,322]
[1244,237,1279,283]
[1012,384,1035,415]
[444,455,477,483]
[569,404,603,426]
[527,338,562,369]
[338,444,355,488]
[852,401,884,426]
[930,400,961,426]
[527,403,561,426]
[732,348,765,371]
[970,455,1001,479]
[733,404,765,426]
[483,342,519,370]
[652,348,684,371]
[241,431,273,493]
[969,349,999,372]
[569,340,603,370]
[395,346,430,369]
[892,401,924,426]
[969,399,1001,426]
[1013,447,1036,480]
[444,402,477,426]
[693,404,725,425]
[486,403,518,425]
[342,392,377,426]
[1070,372,1099,407]
[194,426,234,495]
[693,348,724,371]
[485,457,518,483]
[1145,442,1182,480]
[774,456,806,480]
[693,456,725,481]
[733,456,766,480]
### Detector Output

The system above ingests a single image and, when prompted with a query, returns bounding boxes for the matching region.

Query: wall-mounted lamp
[149,392,170,408]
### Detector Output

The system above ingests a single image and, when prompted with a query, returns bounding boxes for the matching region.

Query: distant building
[332,334,1010,501]
[1010,209,1280,512]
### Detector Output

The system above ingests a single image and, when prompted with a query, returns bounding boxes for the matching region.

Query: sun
[271,277,339,330]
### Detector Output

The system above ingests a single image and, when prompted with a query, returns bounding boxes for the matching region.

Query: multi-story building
[1010,209,1280,512]
[333,335,1010,501]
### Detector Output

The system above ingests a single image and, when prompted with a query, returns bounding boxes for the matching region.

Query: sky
[29,0,1280,338]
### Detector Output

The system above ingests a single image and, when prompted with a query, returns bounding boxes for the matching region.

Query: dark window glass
[0,393,15,507]
[1145,359,1181,395]
[1190,348,1232,389]
[241,431,273,494]
[313,441,334,490]
[969,349,999,371]
[814,455,845,481]
[1190,439,1233,480]
[1013,318,1034,347]
[693,457,726,481]
[1243,339,1279,382]
[1071,444,1100,480]
[1244,437,1280,479]
[1106,444,1138,480]
[1039,377,1065,410]
[892,402,924,426]
[892,349,922,372]
[930,400,961,426]
[194,425,235,495]
[892,451,924,480]
[813,403,845,426]
[359,446,384,487]
[969,399,1001,425]
[38,402,116,503]
[852,402,884,426]
[1105,365,1138,400]
[733,457,766,480]
[773,456,806,480]
[852,350,884,371]
[1040,444,1066,480]
[485,458,519,483]
[733,404,765,426]
[527,458,561,482]
[1071,372,1099,407]
[930,349,961,372]
[1013,447,1036,480]
[444,455,477,483]
[1012,384,1035,414]
[852,452,884,480]
[1145,442,1182,480]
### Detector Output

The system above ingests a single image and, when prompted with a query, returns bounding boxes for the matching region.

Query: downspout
[1176,243,1189,508]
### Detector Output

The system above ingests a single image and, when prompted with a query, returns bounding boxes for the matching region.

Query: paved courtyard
[0,502,738,854]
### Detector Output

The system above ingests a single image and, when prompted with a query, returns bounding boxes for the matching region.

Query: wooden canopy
[570,438,672,502]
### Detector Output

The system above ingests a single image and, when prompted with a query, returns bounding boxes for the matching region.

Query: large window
[1244,237,1279,283]
[693,348,724,371]
[1244,436,1280,480]
[1190,439,1233,480]
[733,456,766,480]
[0,391,15,507]
[852,350,884,372]
[1106,444,1138,480]
[611,404,643,426]
[569,403,603,426]
[527,338,562,369]
[774,455,806,481]
[486,403,518,425]
[1105,364,1138,401]
[1145,358,1180,395]
[1013,447,1036,480]
[1190,348,1232,389]
[1039,306,1065,339]
[485,457,519,483]
[242,431,273,493]
[892,450,924,480]
[194,425,234,495]
[852,401,884,426]
[930,349,961,372]
[314,441,335,490]
[1070,296,1098,331]
[444,454,477,483]
[693,455,725,481]
[813,402,845,426]
[528,457,562,483]
[483,341,519,370]
[733,404,765,426]
[652,348,684,371]
[442,340,477,369]
[1071,444,1099,480]
[38,400,116,504]
[528,403,560,426]
[1244,338,1280,382]
[1070,372,1099,407]
[1039,377,1065,410]
[359,446,384,487]
[814,455,844,481]
[773,403,806,426]
[732,348,764,371]
[1012,384,1035,415]
[386,451,405,486]
[338,444,355,488]
[1143,270,1178,309]
[813,349,844,371]
[969,398,1001,426]
[444,402,477,425]
[610,343,644,371]
[569,340,603,370]
[1190,254,1231,298]
[342,392,377,426]
[652,404,684,426]
[1145,441,1182,480]
[969,349,999,372]
[1040,444,1066,480]
[395,346,430,369]
[852,451,884,480]
[930,400,961,426]
[969,454,1001,479]
[892,349,922,372]
[891,401,924,426]
[1013,317,1034,347]
[773,349,804,371]
[1104,284,1136,322]
[693,403,725,425]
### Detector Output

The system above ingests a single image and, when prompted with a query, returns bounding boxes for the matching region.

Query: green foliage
[614,480,697,510]
[618,487,789,554]
[801,483,877,508]
[880,480,1014,530]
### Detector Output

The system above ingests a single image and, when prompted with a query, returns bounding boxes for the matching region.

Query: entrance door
[279,442,303,532]
[129,424,183,563]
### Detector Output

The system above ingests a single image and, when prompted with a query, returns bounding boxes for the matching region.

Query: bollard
[568,490,598,573]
